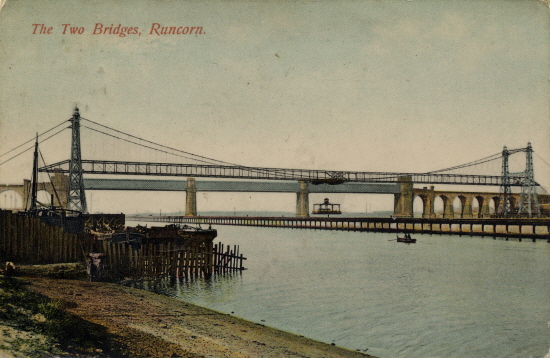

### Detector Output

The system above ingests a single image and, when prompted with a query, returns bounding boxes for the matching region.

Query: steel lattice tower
[518,142,540,217]
[498,146,511,217]
[67,107,88,213]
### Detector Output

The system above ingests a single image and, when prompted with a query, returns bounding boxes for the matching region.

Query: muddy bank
[24,277,376,358]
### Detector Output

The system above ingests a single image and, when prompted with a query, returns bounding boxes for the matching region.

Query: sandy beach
[23,277,376,358]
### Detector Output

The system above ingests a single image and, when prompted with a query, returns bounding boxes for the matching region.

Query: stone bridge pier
[393,176,414,218]
[296,180,309,218]
[185,178,197,216]
[183,178,311,217]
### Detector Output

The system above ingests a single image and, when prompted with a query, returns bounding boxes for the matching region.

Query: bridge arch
[509,197,518,213]
[411,186,435,218]
[437,194,455,218]
[473,196,484,218]
[0,189,24,210]
[413,195,427,218]
[453,196,465,218]
[476,195,496,217]
[433,196,443,218]
[494,196,500,216]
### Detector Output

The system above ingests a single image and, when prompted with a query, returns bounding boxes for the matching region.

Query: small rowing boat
[396,234,416,243]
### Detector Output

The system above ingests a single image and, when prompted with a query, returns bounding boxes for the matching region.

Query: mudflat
[26,277,376,358]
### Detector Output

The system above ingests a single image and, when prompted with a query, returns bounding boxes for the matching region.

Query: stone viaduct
[392,176,548,218]
[0,171,68,210]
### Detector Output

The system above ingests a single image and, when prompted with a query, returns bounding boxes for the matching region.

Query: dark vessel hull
[396,236,416,243]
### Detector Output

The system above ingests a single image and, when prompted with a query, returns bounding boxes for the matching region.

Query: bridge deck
[40,159,523,186]
[83,178,400,193]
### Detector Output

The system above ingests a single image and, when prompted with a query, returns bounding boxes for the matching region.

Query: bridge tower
[498,146,511,217]
[518,142,540,217]
[67,107,88,213]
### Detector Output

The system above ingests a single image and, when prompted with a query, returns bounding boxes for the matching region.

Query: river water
[127,221,550,358]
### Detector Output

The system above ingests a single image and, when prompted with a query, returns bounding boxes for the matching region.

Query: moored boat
[94,223,217,249]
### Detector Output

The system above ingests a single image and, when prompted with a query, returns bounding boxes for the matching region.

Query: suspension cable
[81,117,239,166]
[38,148,62,207]
[532,153,550,194]
[0,120,69,159]
[425,146,530,175]
[0,126,69,167]
[80,124,292,177]
[80,115,361,180]
[424,152,502,174]
[535,152,550,168]
[81,125,226,165]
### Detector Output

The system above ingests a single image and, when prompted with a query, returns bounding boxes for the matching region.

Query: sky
[0,0,549,214]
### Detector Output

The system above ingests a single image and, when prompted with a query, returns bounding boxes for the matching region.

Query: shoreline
[24,276,376,358]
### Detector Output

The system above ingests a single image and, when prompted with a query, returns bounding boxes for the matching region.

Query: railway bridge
[3,173,548,218]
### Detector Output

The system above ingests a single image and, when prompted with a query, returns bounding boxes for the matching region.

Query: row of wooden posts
[0,210,246,280]
[92,241,246,280]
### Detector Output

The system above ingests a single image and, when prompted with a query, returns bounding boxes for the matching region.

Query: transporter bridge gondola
[312,198,342,215]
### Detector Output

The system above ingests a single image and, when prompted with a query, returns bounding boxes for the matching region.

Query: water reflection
[126,272,244,305]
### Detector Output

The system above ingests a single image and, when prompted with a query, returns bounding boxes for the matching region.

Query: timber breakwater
[129,215,550,242]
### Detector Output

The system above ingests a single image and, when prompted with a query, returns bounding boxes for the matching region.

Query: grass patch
[17,263,87,280]
[0,275,129,357]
